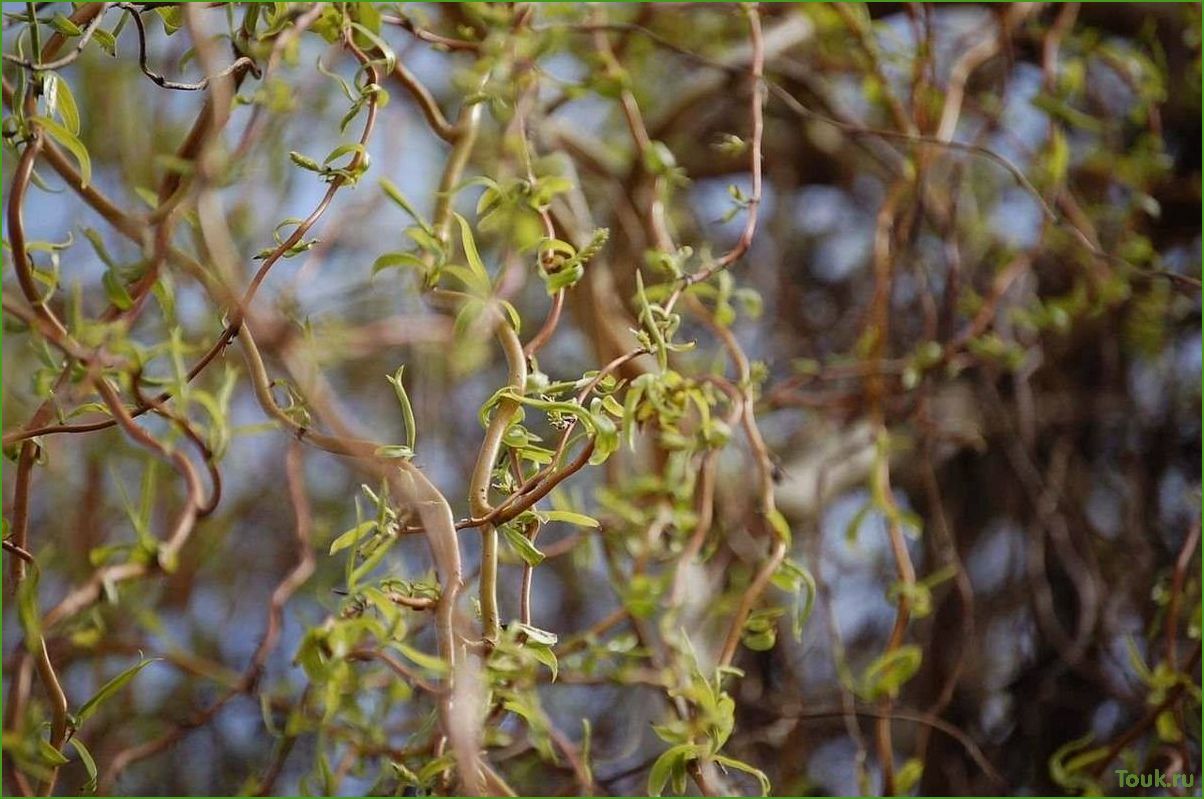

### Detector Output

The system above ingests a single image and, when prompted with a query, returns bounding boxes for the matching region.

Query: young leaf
[455,213,490,289]
[329,521,376,556]
[894,757,923,795]
[543,261,585,294]
[385,366,417,451]
[373,444,414,460]
[648,743,701,797]
[525,641,559,681]
[766,508,792,544]
[47,74,80,135]
[323,142,365,166]
[511,622,558,647]
[49,13,83,36]
[380,178,432,233]
[540,510,600,528]
[859,645,922,701]
[388,641,451,676]
[68,738,99,794]
[348,21,396,72]
[713,753,771,796]
[771,558,817,639]
[91,28,116,57]
[75,657,161,724]
[501,524,545,567]
[33,116,91,188]
[102,270,133,310]
[37,740,70,767]
[288,151,323,173]
[372,252,427,276]
[844,501,872,545]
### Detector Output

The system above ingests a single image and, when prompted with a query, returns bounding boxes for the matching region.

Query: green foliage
[858,645,923,701]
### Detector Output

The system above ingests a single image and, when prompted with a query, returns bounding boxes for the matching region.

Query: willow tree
[2,3,1199,797]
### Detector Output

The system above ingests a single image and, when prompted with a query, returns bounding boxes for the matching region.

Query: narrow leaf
[75,657,161,724]
[385,366,417,451]
[33,116,91,188]
[68,738,98,794]
[501,524,545,567]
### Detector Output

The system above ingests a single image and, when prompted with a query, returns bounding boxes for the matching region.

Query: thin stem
[470,316,527,642]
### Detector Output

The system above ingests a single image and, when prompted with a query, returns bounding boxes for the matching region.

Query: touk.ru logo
[1114,769,1195,790]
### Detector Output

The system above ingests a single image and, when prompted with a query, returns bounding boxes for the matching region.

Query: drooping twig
[117,3,259,91]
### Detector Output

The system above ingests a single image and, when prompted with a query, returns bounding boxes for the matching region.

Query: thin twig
[117,3,259,91]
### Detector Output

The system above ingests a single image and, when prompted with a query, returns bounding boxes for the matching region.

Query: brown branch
[392,60,457,143]
[671,4,766,299]
[1164,522,1202,671]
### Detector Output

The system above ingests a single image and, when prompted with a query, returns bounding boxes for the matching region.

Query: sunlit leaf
[33,116,91,188]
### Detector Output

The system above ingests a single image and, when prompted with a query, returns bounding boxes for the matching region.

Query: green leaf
[713,753,771,796]
[385,367,417,451]
[75,657,160,724]
[46,74,80,135]
[289,150,323,173]
[538,238,576,259]
[388,641,450,676]
[894,757,923,795]
[49,13,82,36]
[379,178,431,233]
[348,21,396,72]
[415,752,457,786]
[1048,733,1106,794]
[643,140,678,176]
[773,559,816,639]
[455,213,490,289]
[540,510,599,528]
[155,6,184,34]
[741,607,784,652]
[329,521,376,556]
[588,406,619,466]
[373,444,414,460]
[37,739,69,767]
[499,299,522,332]
[91,28,116,57]
[766,508,792,544]
[544,261,585,293]
[350,2,382,35]
[68,738,99,794]
[898,508,924,539]
[372,251,427,276]
[323,142,365,166]
[500,524,545,567]
[845,501,873,545]
[648,743,701,797]
[442,264,492,297]
[1123,635,1154,683]
[1156,709,1183,743]
[33,116,91,188]
[405,225,443,255]
[859,645,922,701]
[102,270,133,310]
[525,642,559,681]
[511,622,558,647]
[529,175,574,209]
[580,719,594,786]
